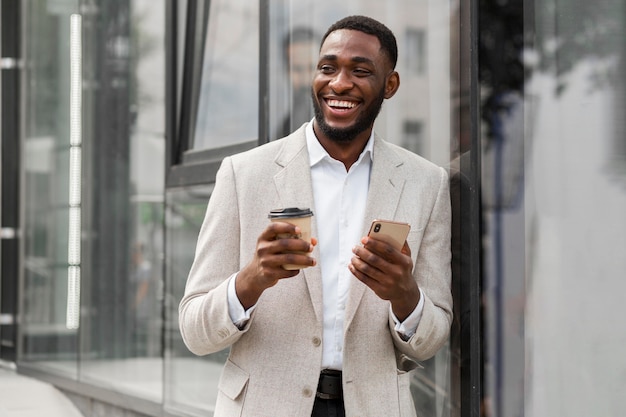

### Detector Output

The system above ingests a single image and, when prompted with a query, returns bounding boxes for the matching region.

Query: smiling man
[312,23,398,151]
[179,15,452,417]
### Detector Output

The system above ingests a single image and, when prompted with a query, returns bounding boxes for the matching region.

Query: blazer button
[302,387,313,398]
[312,337,321,347]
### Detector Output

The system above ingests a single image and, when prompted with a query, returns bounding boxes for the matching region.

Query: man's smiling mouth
[326,99,357,110]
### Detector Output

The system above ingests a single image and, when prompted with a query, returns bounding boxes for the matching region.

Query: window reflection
[274,26,319,138]
[406,28,426,76]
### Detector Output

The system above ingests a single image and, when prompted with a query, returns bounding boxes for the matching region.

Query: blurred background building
[1,1,625,416]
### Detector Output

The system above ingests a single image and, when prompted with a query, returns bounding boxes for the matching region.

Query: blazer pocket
[219,359,250,400]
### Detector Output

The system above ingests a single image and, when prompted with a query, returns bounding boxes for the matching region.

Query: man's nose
[329,69,353,93]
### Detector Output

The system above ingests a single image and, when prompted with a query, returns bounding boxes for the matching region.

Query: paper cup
[268,207,314,270]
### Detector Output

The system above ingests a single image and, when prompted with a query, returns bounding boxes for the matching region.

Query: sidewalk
[0,366,83,417]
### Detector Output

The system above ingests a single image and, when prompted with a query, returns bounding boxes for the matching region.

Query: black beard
[311,87,385,143]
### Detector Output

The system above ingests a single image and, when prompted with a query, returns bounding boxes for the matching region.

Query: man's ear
[384,71,400,99]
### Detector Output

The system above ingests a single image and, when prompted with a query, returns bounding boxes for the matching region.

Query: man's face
[311,29,399,143]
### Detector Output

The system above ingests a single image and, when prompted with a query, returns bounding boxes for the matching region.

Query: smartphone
[367,220,411,251]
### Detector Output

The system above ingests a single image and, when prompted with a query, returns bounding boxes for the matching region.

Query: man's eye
[354,68,371,76]
[319,65,335,74]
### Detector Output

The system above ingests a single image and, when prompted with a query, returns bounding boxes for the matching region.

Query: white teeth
[327,99,356,109]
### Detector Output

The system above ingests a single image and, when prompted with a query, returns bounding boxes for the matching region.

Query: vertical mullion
[258,0,269,145]
[165,0,178,167]
[175,0,198,162]
[0,0,21,363]
[459,0,483,415]
[173,0,210,165]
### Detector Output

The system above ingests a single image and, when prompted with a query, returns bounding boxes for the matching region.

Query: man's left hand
[349,236,420,322]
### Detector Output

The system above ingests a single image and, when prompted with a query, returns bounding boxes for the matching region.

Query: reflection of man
[180,15,452,417]
[278,26,319,137]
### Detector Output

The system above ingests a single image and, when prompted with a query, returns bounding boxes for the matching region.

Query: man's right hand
[235,222,316,309]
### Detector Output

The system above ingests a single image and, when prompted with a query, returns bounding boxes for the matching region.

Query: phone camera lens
[374,223,381,232]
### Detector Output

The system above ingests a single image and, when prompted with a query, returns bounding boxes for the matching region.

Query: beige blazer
[179,125,453,417]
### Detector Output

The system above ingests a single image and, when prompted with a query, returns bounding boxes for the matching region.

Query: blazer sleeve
[178,156,249,355]
[391,166,453,361]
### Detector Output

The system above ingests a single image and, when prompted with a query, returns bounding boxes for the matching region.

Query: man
[179,15,452,417]
[277,26,319,138]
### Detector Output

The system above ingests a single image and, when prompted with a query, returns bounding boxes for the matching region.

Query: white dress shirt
[227,122,424,369]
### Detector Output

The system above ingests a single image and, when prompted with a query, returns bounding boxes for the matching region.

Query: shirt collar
[305,120,375,168]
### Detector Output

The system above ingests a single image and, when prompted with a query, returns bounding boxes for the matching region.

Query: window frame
[165,0,269,188]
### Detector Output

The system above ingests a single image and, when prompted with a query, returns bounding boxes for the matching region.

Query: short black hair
[321,15,398,69]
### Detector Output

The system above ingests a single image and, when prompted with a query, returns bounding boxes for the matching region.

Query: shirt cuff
[227,273,256,329]
[391,288,425,341]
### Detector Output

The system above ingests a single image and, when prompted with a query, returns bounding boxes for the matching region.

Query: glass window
[163,185,229,414]
[20,0,166,404]
[79,0,166,401]
[479,0,626,416]
[192,0,260,150]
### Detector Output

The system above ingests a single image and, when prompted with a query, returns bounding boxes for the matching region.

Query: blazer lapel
[272,128,323,324]
[344,136,406,332]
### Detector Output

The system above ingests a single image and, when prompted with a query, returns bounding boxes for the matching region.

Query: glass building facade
[1,1,625,416]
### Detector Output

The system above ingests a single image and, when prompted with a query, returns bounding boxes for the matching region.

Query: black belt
[316,369,343,400]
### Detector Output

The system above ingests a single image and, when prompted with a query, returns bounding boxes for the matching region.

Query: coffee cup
[268,207,314,270]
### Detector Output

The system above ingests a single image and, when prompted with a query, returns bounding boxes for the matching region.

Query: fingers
[260,221,303,241]
[349,236,413,300]
[262,222,315,246]
[260,250,316,272]
[256,222,316,276]
[349,244,386,287]
[354,236,408,268]
[348,253,384,292]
